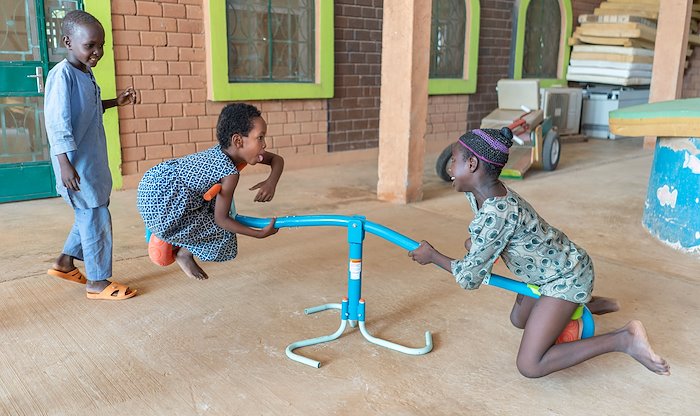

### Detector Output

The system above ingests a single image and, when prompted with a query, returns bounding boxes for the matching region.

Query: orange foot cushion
[555,319,583,344]
[148,234,178,266]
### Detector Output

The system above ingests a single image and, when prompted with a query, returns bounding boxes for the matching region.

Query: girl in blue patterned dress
[409,127,669,378]
[137,103,282,280]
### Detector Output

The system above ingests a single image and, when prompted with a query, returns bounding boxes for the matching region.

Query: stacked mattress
[567,0,700,86]
[567,45,654,86]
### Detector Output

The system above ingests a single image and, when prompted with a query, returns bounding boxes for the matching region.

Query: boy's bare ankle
[86,280,110,293]
[53,254,76,272]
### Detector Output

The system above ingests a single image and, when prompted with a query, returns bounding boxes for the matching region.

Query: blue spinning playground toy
[231,214,595,368]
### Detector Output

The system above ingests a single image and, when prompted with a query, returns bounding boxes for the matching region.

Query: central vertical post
[346,217,366,321]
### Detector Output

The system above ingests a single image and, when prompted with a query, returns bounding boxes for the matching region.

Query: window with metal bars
[429,0,467,79]
[226,0,314,83]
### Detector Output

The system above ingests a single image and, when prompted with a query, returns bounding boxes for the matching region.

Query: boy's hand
[58,155,80,191]
[257,217,279,238]
[408,240,436,265]
[116,87,137,106]
[249,179,277,202]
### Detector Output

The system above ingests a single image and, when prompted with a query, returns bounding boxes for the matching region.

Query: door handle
[26,67,44,93]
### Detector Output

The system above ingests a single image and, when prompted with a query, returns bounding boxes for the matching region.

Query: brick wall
[682,51,700,98]
[327,1,469,152]
[111,0,606,186]
[111,0,328,187]
[327,0,383,152]
[426,95,469,143]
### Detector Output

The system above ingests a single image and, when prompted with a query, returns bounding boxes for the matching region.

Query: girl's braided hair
[456,127,514,176]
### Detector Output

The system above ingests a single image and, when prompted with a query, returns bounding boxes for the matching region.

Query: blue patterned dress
[137,146,239,262]
[451,187,594,303]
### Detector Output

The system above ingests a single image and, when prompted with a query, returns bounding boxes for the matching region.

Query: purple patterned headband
[471,129,510,154]
[457,141,505,167]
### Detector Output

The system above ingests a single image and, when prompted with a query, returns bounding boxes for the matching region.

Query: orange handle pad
[203,183,222,201]
[203,163,246,201]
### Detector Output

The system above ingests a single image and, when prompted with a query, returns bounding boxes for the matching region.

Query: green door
[0,0,83,203]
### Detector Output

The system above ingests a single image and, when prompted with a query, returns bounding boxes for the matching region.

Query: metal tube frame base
[286,299,433,368]
[285,303,347,368]
[358,322,433,356]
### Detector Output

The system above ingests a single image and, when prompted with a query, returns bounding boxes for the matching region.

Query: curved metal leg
[358,322,433,355]
[286,303,347,368]
[304,303,342,314]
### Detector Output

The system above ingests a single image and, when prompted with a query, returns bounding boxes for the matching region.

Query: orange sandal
[47,268,87,284]
[86,283,137,300]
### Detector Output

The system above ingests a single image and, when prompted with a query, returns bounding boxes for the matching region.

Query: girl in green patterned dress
[409,127,669,378]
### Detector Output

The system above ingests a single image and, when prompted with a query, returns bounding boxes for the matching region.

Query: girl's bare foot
[52,253,76,272]
[587,296,620,315]
[620,320,670,375]
[175,248,208,280]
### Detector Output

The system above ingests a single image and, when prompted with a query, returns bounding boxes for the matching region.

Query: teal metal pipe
[234,214,595,356]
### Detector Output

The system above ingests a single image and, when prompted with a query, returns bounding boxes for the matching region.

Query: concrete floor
[0,137,698,415]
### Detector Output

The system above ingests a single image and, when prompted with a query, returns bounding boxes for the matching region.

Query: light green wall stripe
[560,0,572,82]
[208,2,334,101]
[512,0,529,79]
[85,0,122,189]
[428,0,480,95]
[512,0,572,85]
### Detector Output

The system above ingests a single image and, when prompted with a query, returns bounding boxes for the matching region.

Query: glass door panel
[0,96,47,163]
[0,0,41,61]
[45,1,81,63]
[0,0,45,95]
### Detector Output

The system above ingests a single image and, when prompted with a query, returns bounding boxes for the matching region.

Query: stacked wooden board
[567,0,659,85]
[608,97,700,137]
[567,0,700,86]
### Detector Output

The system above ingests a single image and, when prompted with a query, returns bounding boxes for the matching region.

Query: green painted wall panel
[0,162,56,203]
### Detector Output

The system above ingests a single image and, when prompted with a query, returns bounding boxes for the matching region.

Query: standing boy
[45,10,137,300]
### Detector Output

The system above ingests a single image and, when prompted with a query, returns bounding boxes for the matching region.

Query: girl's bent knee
[516,355,547,378]
[516,361,545,379]
[510,313,526,329]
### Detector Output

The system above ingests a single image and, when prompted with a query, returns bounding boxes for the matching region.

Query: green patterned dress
[451,187,594,303]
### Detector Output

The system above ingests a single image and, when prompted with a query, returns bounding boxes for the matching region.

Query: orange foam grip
[203,183,222,201]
